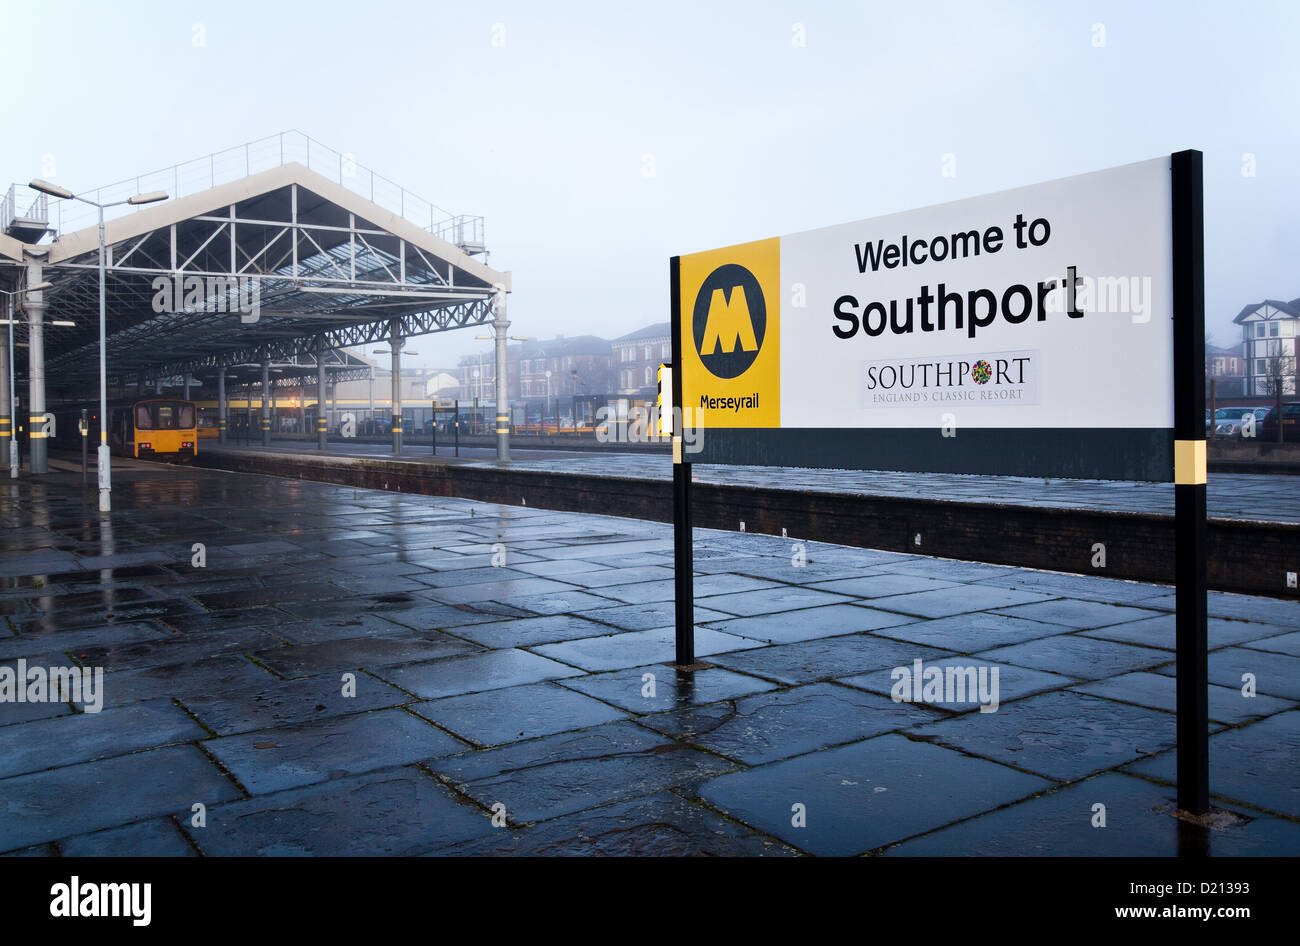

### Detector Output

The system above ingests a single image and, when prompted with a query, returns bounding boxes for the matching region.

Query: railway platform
[0,458,1296,856]
[192,441,1300,599]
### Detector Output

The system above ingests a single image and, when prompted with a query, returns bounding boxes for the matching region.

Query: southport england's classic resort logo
[861,348,1041,407]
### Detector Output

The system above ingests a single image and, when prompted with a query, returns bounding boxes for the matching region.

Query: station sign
[673,156,1179,480]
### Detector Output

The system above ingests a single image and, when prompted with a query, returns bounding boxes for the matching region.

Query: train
[51,397,198,461]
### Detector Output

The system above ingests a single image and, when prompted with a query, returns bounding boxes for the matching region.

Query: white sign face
[773,157,1174,430]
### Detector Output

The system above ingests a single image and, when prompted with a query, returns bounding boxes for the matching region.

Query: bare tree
[1261,338,1297,443]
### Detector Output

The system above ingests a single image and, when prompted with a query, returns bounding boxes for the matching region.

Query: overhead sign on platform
[672,156,1179,480]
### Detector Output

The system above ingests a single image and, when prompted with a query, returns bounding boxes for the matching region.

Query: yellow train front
[108,399,198,461]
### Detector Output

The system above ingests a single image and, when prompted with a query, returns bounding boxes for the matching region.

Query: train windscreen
[135,402,196,430]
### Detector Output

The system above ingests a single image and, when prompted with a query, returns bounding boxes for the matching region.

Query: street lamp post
[29,179,167,512]
[1,282,55,478]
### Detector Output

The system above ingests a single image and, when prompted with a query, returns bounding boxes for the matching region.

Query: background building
[612,322,672,398]
[1206,342,1246,399]
[1235,299,1299,397]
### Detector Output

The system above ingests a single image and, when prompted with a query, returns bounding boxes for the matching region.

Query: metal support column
[316,339,328,450]
[26,271,47,475]
[260,360,271,446]
[217,367,227,443]
[390,318,402,454]
[0,302,11,478]
[494,287,510,461]
[183,373,191,401]
[1172,149,1209,816]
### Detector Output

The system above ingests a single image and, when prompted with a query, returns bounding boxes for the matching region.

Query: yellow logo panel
[678,237,780,428]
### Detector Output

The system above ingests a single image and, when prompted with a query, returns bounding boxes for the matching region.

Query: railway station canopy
[0,131,510,396]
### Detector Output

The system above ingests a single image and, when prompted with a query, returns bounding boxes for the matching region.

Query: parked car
[1259,402,1300,442]
[1213,406,1272,439]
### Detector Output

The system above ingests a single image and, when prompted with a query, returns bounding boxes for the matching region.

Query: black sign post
[669,256,695,667]
[1171,149,1209,815]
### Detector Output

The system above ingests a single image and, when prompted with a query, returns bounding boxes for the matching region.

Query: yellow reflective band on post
[392,427,402,433]
[1174,440,1207,485]
[673,435,683,464]
[0,420,9,431]
[495,427,509,434]
[218,420,227,429]
[30,431,47,439]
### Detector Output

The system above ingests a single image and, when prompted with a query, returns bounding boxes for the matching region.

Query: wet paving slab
[180,672,412,736]
[191,765,496,856]
[701,603,920,645]
[1151,647,1300,700]
[708,634,952,686]
[0,699,207,779]
[638,682,945,765]
[867,584,1058,618]
[411,681,628,747]
[910,691,1184,781]
[974,635,1174,680]
[449,614,629,649]
[697,734,1051,856]
[867,611,1067,651]
[838,658,1075,711]
[378,647,584,699]
[435,791,798,856]
[1071,671,1294,725]
[427,720,737,824]
[251,634,481,678]
[1077,614,1294,651]
[988,598,1168,629]
[0,745,242,853]
[0,620,174,660]
[59,818,198,857]
[531,626,763,672]
[570,601,733,632]
[67,626,288,672]
[557,663,779,713]
[881,772,1300,857]
[1124,711,1300,820]
[1239,630,1300,657]
[1,459,1295,856]
[204,707,470,795]
[88,655,277,707]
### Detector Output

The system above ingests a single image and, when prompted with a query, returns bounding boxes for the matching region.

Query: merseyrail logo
[694,264,766,379]
[677,237,780,428]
